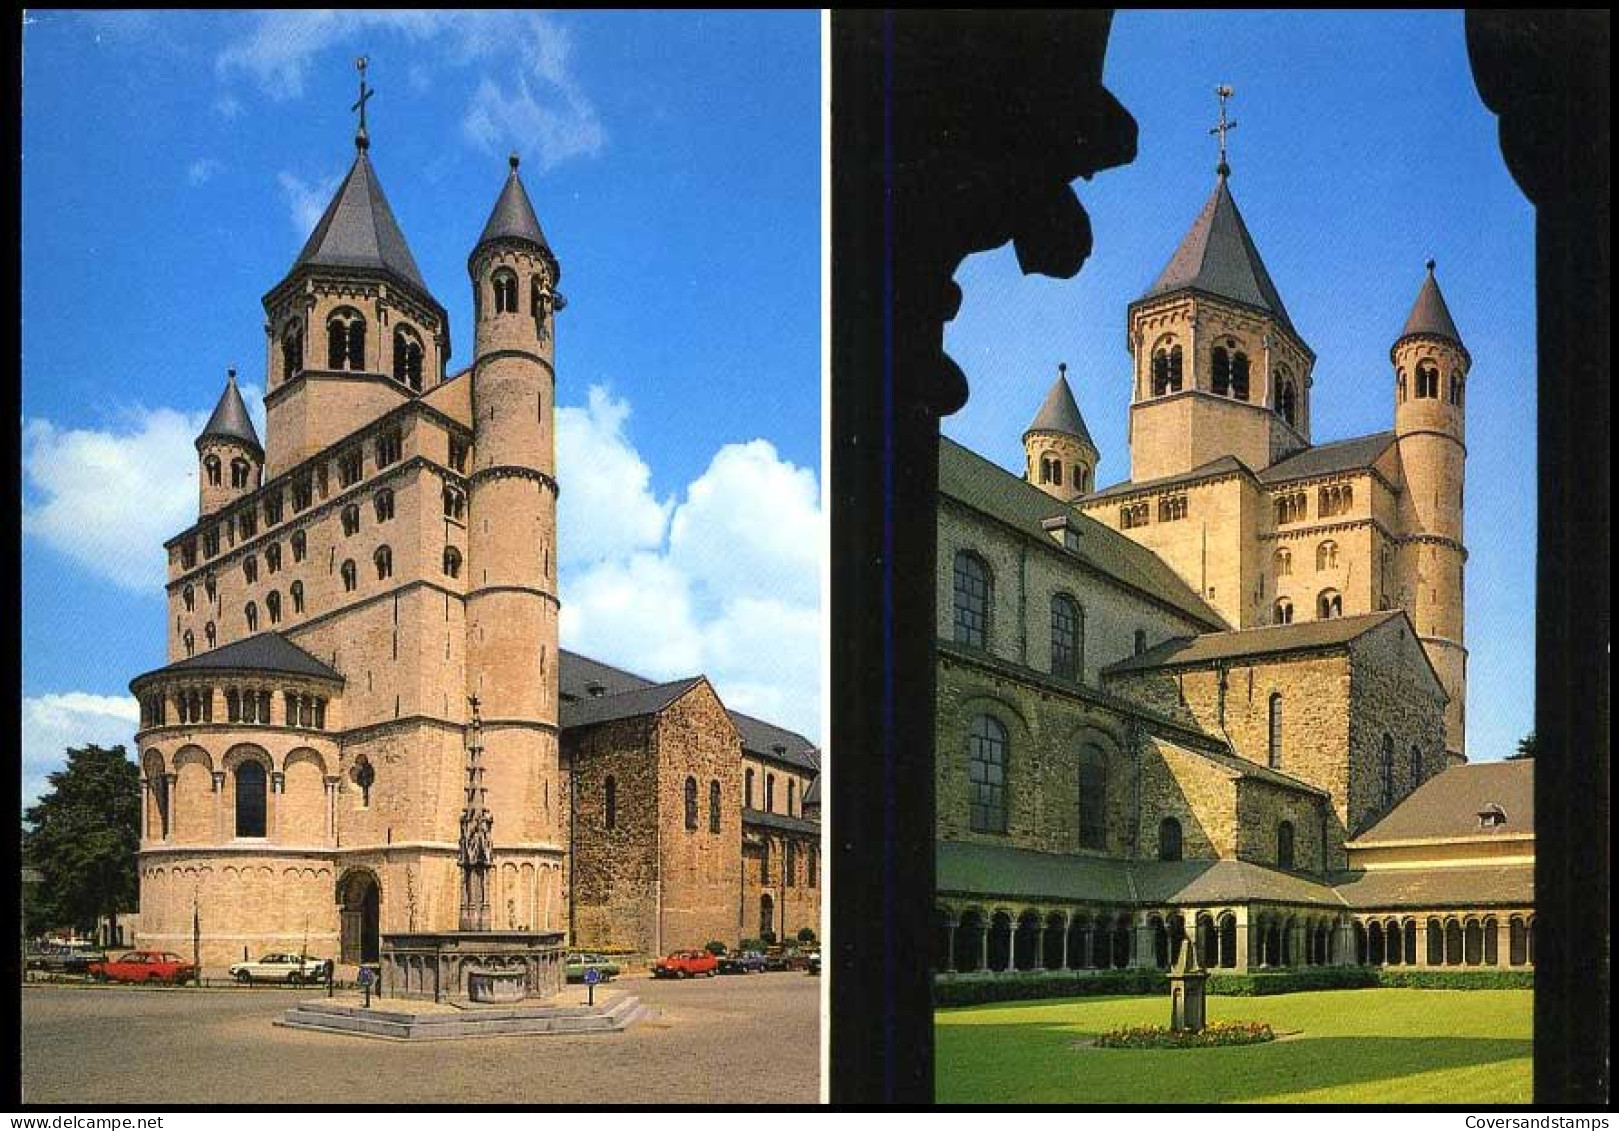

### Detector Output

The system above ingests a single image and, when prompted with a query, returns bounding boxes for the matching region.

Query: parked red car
[88,951,197,985]
[651,950,719,979]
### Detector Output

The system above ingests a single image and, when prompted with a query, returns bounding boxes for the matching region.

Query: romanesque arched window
[1158,816,1183,862]
[244,602,258,632]
[1449,372,1464,406]
[1268,693,1284,767]
[327,309,366,371]
[443,546,463,578]
[265,543,281,574]
[952,551,991,649]
[205,621,216,649]
[266,591,281,625]
[375,428,402,468]
[760,840,771,883]
[342,504,360,537]
[291,531,307,562]
[351,757,375,808]
[234,759,267,838]
[1274,547,1292,576]
[1230,351,1251,400]
[1078,743,1107,850]
[1380,735,1396,811]
[786,841,797,887]
[231,459,252,489]
[374,545,392,581]
[204,455,222,487]
[1416,361,1440,399]
[531,275,547,325]
[967,714,1008,834]
[1039,455,1053,484]
[1168,345,1183,391]
[1409,745,1423,788]
[341,560,357,593]
[709,779,721,833]
[1317,540,1339,571]
[183,630,195,657]
[1274,597,1293,624]
[1050,594,1079,681]
[1212,345,1231,396]
[1277,820,1295,869]
[1317,588,1342,619]
[290,581,304,614]
[375,489,395,523]
[242,556,258,585]
[443,486,466,520]
[1276,368,1297,426]
[745,767,755,809]
[392,326,424,391]
[604,775,617,830]
[281,323,304,380]
[492,269,519,314]
[1151,349,1171,396]
[787,778,796,816]
[183,584,195,612]
[684,776,698,830]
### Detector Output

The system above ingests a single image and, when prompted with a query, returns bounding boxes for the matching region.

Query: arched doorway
[338,869,380,964]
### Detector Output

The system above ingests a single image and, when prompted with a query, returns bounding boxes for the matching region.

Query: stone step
[276,992,650,1041]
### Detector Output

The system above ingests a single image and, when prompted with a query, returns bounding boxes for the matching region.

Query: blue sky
[942,10,1535,764]
[20,11,821,802]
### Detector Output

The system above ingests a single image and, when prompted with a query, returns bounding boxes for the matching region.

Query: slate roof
[802,776,820,808]
[1104,610,1406,676]
[1398,262,1464,348]
[940,437,1226,629]
[1138,175,1297,333]
[742,808,820,836]
[289,151,429,293]
[937,840,1343,908]
[1331,864,1533,910]
[1085,455,1250,504]
[1257,432,1396,485]
[558,676,706,731]
[1024,370,1097,451]
[556,650,821,772]
[131,632,342,687]
[196,372,263,455]
[476,158,554,262]
[1351,760,1535,845]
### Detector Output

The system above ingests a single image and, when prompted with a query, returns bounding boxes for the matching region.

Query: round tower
[195,368,263,516]
[1024,363,1100,500]
[464,155,567,867]
[1392,260,1469,764]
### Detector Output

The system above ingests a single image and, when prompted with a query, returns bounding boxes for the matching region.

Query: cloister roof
[742,808,820,836]
[1331,863,1533,910]
[1351,759,1535,845]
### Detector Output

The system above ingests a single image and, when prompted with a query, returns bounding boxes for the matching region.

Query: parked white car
[228,953,329,984]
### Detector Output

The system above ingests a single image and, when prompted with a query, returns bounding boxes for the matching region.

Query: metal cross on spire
[1210,84,1237,177]
[352,56,375,151]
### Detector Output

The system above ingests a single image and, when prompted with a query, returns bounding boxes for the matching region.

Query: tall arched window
[327,309,366,371]
[1268,693,1284,768]
[952,551,991,649]
[183,630,195,657]
[709,779,721,833]
[684,776,698,830]
[1078,743,1107,850]
[492,269,519,314]
[1380,735,1397,810]
[766,773,776,811]
[745,767,755,808]
[375,489,395,523]
[1168,345,1183,391]
[604,775,617,830]
[1317,589,1342,619]
[1050,594,1079,681]
[443,546,463,578]
[281,324,304,379]
[443,486,466,520]
[231,459,252,489]
[1274,547,1292,576]
[342,504,360,537]
[1277,820,1295,869]
[1230,351,1251,400]
[787,779,796,816]
[1416,361,1439,399]
[183,584,195,612]
[204,455,222,486]
[1317,540,1339,570]
[1152,346,1183,395]
[1134,628,1148,655]
[1449,372,1464,406]
[1273,597,1293,624]
[786,841,797,887]
[968,714,1008,834]
[1211,345,1231,396]
[374,545,392,580]
[266,591,281,625]
[244,602,258,632]
[265,543,281,574]
[291,581,304,614]
[205,621,217,649]
[392,326,424,391]
[341,560,357,592]
[234,760,267,838]
[1158,817,1183,862]
[1409,745,1423,787]
[291,531,307,562]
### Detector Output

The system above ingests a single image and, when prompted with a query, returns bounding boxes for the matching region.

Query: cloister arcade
[1351,912,1535,969]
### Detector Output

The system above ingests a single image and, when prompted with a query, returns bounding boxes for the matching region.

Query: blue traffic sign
[583,967,602,986]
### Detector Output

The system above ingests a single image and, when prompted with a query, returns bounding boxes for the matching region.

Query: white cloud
[277,170,342,238]
[213,94,242,119]
[187,158,223,186]
[556,386,672,569]
[22,693,140,808]
[21,384,266,593]
[216,11,603,169]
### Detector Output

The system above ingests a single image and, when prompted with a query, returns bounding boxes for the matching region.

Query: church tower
[464,155,567,872]
[1124,92,1315,482]
[1024,363,1099,500]
[195,368,262,516]
[1393,260,1469,764]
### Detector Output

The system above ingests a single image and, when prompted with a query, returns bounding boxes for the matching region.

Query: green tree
[23,744,141,937]
[1509,732,1537,760]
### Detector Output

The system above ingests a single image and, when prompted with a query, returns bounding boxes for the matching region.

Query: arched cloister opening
[1013,911,1041,971]
[1445,919,1464,966]
[987,911,1013,972]
[1218,913,1238,969]
[1042,912,1067,970]
[954,910,985,973]
[1066,913,1091,970]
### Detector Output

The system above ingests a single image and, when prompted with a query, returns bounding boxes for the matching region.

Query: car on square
[563,953,621,983]
[651,950,719,979]
[719,950,768,974]
[87,951,198,985]
[227,953,329,984]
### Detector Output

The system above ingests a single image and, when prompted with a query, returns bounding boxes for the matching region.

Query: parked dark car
[719,950,768,974]
[27,942,107,974]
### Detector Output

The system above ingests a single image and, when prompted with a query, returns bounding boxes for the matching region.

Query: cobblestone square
[22,973,821,1105]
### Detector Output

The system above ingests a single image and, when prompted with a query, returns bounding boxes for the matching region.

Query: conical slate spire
[196,369,262,455]
[1397,259,1464,348]
[474,154,554,261]
[290,149,428,291]
[1140,175,1295,332]
[1025,364,1097,451]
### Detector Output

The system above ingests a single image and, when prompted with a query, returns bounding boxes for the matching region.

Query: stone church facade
[935,165,1531,978]
[130,121,818,971]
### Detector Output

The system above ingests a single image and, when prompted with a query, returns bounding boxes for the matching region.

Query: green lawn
[936,988,1532,1104]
